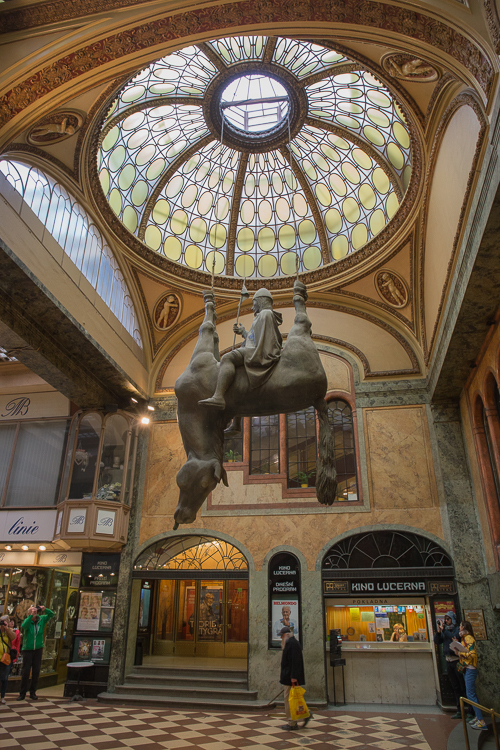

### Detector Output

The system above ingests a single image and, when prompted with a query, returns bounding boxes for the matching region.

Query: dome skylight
[221,75,289,133]
[97,36,412,279]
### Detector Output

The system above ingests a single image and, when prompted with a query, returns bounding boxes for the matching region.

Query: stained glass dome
[97,36,412,279]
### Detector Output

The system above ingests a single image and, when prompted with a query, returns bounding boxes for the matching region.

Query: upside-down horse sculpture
[173,279,337,526]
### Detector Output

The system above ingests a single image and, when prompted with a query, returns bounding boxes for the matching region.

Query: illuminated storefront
[322,530,459,707]
[134,536,249,659]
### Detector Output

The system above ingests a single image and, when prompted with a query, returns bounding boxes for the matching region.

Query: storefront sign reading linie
[351,580,426,593]
[0,509,57,542]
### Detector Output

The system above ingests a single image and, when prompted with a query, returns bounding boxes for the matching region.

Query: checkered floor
[0,700,441,750]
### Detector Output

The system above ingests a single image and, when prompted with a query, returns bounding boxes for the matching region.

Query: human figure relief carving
[375,269,409,308]
[173,280,337,526]
[382,54,439,82]
[154,292,181,331]
[27,112,83,145]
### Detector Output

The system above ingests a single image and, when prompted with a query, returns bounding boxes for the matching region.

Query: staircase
[98,664,274,710]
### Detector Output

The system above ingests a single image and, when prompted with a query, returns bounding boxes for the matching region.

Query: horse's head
[174,457,228,524]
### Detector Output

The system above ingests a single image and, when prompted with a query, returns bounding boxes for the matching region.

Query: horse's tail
[315,398,337,505]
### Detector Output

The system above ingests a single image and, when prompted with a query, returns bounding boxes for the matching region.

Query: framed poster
[464,609,487,640]
[77,591,102,631]
[73,635,112,664]
[271,599,299,642]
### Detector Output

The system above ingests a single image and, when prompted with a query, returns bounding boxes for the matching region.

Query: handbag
[288,685,310,721]
[0,635,11,665]
[457,661,466,674]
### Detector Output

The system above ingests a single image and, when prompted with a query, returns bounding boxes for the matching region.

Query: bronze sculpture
[174,279,337,526]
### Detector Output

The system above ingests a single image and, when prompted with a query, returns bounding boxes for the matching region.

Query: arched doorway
[134,535,249,660]
[321,529,458,707]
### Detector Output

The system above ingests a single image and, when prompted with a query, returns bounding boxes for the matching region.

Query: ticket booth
[322,530,459,707]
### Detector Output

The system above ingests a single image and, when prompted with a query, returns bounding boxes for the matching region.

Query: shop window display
[97,414,130,501]
[64,411,134,503]
[68,413,102,499]
[326,602,429,642]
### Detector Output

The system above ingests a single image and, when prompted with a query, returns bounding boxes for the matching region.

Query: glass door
[151,578,249,658]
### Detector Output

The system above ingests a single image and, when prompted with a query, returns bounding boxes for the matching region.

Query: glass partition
[198,582,223,642]
[326,601,429,642]
[155,580,175,641]
[68,413,102,499]
[97,414,130,501]
[5,421,69,506]
[227,581,248,642]
[176,580,196,641]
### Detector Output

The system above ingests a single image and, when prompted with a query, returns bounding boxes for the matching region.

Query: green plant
[297,471,310,485]
[224,449,242,462]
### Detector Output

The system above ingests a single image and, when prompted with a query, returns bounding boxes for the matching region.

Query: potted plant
[224,449,242,463]
[297,471,309,488]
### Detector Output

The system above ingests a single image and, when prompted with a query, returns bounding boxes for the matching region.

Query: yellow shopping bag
[289,685,310,721]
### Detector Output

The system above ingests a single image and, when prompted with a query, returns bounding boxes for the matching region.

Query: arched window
[481,399,500,512]
[287,407,317,488]
[0,160,143,347]
[327,399,358,502]
[250,415,280,474]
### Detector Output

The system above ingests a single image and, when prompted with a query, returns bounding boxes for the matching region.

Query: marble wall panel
[364,406,439,509]
[349,653,382,703]
[141,422,184,520]
[379,653,410,704]
[405,653,437,705]
[319,353,351,393]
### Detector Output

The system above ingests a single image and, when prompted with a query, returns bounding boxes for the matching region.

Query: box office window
[326,602,429,642]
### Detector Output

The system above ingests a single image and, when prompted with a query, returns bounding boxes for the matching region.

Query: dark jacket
[433,611,459,657]
[280,636,305,686]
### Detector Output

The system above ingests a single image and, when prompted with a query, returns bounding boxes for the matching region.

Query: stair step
[132,665,247,680]
[126,673,247,689]
[115,684,258,701]
[98,692,273,711]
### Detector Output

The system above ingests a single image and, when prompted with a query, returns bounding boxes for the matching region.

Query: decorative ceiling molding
[153,298,421,390]
[0,0,494,135]
[484,0,500,54]
[418,92,488,364]
[0,0,153,35]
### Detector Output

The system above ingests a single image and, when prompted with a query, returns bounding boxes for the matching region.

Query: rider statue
[199,287,283,410]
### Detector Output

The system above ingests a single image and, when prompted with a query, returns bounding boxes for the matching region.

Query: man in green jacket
[18,605,55,701]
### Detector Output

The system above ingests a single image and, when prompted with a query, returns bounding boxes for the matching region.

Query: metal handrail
[460,696,500,750]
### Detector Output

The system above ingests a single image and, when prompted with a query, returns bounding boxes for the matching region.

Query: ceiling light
[141,416,150,425]
[5,545,12,551]
[21,545,29,551]
[38,545,46,551]
[147,405,155,411]
[131,397,138,403]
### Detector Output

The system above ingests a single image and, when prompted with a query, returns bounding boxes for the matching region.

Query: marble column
[107,427,150,692]
[430,405,500,711]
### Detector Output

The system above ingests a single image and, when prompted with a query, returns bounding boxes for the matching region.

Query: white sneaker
[1,698,6,704]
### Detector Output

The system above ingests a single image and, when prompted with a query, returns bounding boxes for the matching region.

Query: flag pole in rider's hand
[232,278,249,350]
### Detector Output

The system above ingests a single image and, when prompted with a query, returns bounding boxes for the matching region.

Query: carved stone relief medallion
[153,291,182,331]
[27,111,83,145]
[382,53,439,82]
[375,269,409,308]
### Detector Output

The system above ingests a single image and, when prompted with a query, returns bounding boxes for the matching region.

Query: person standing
[18,605,55,701]
[279,626,312,731]
[434,612,470,719]
[453,621,487,731]
[0,615,15,705]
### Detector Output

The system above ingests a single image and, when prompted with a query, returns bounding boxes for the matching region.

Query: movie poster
[271,600,299,643]
[77,591,102,631]
[198,588,223,641]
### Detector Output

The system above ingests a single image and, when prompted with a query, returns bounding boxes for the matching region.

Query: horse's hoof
[198,397,226,410]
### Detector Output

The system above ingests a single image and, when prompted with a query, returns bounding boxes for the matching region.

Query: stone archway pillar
[107,429,150,692]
